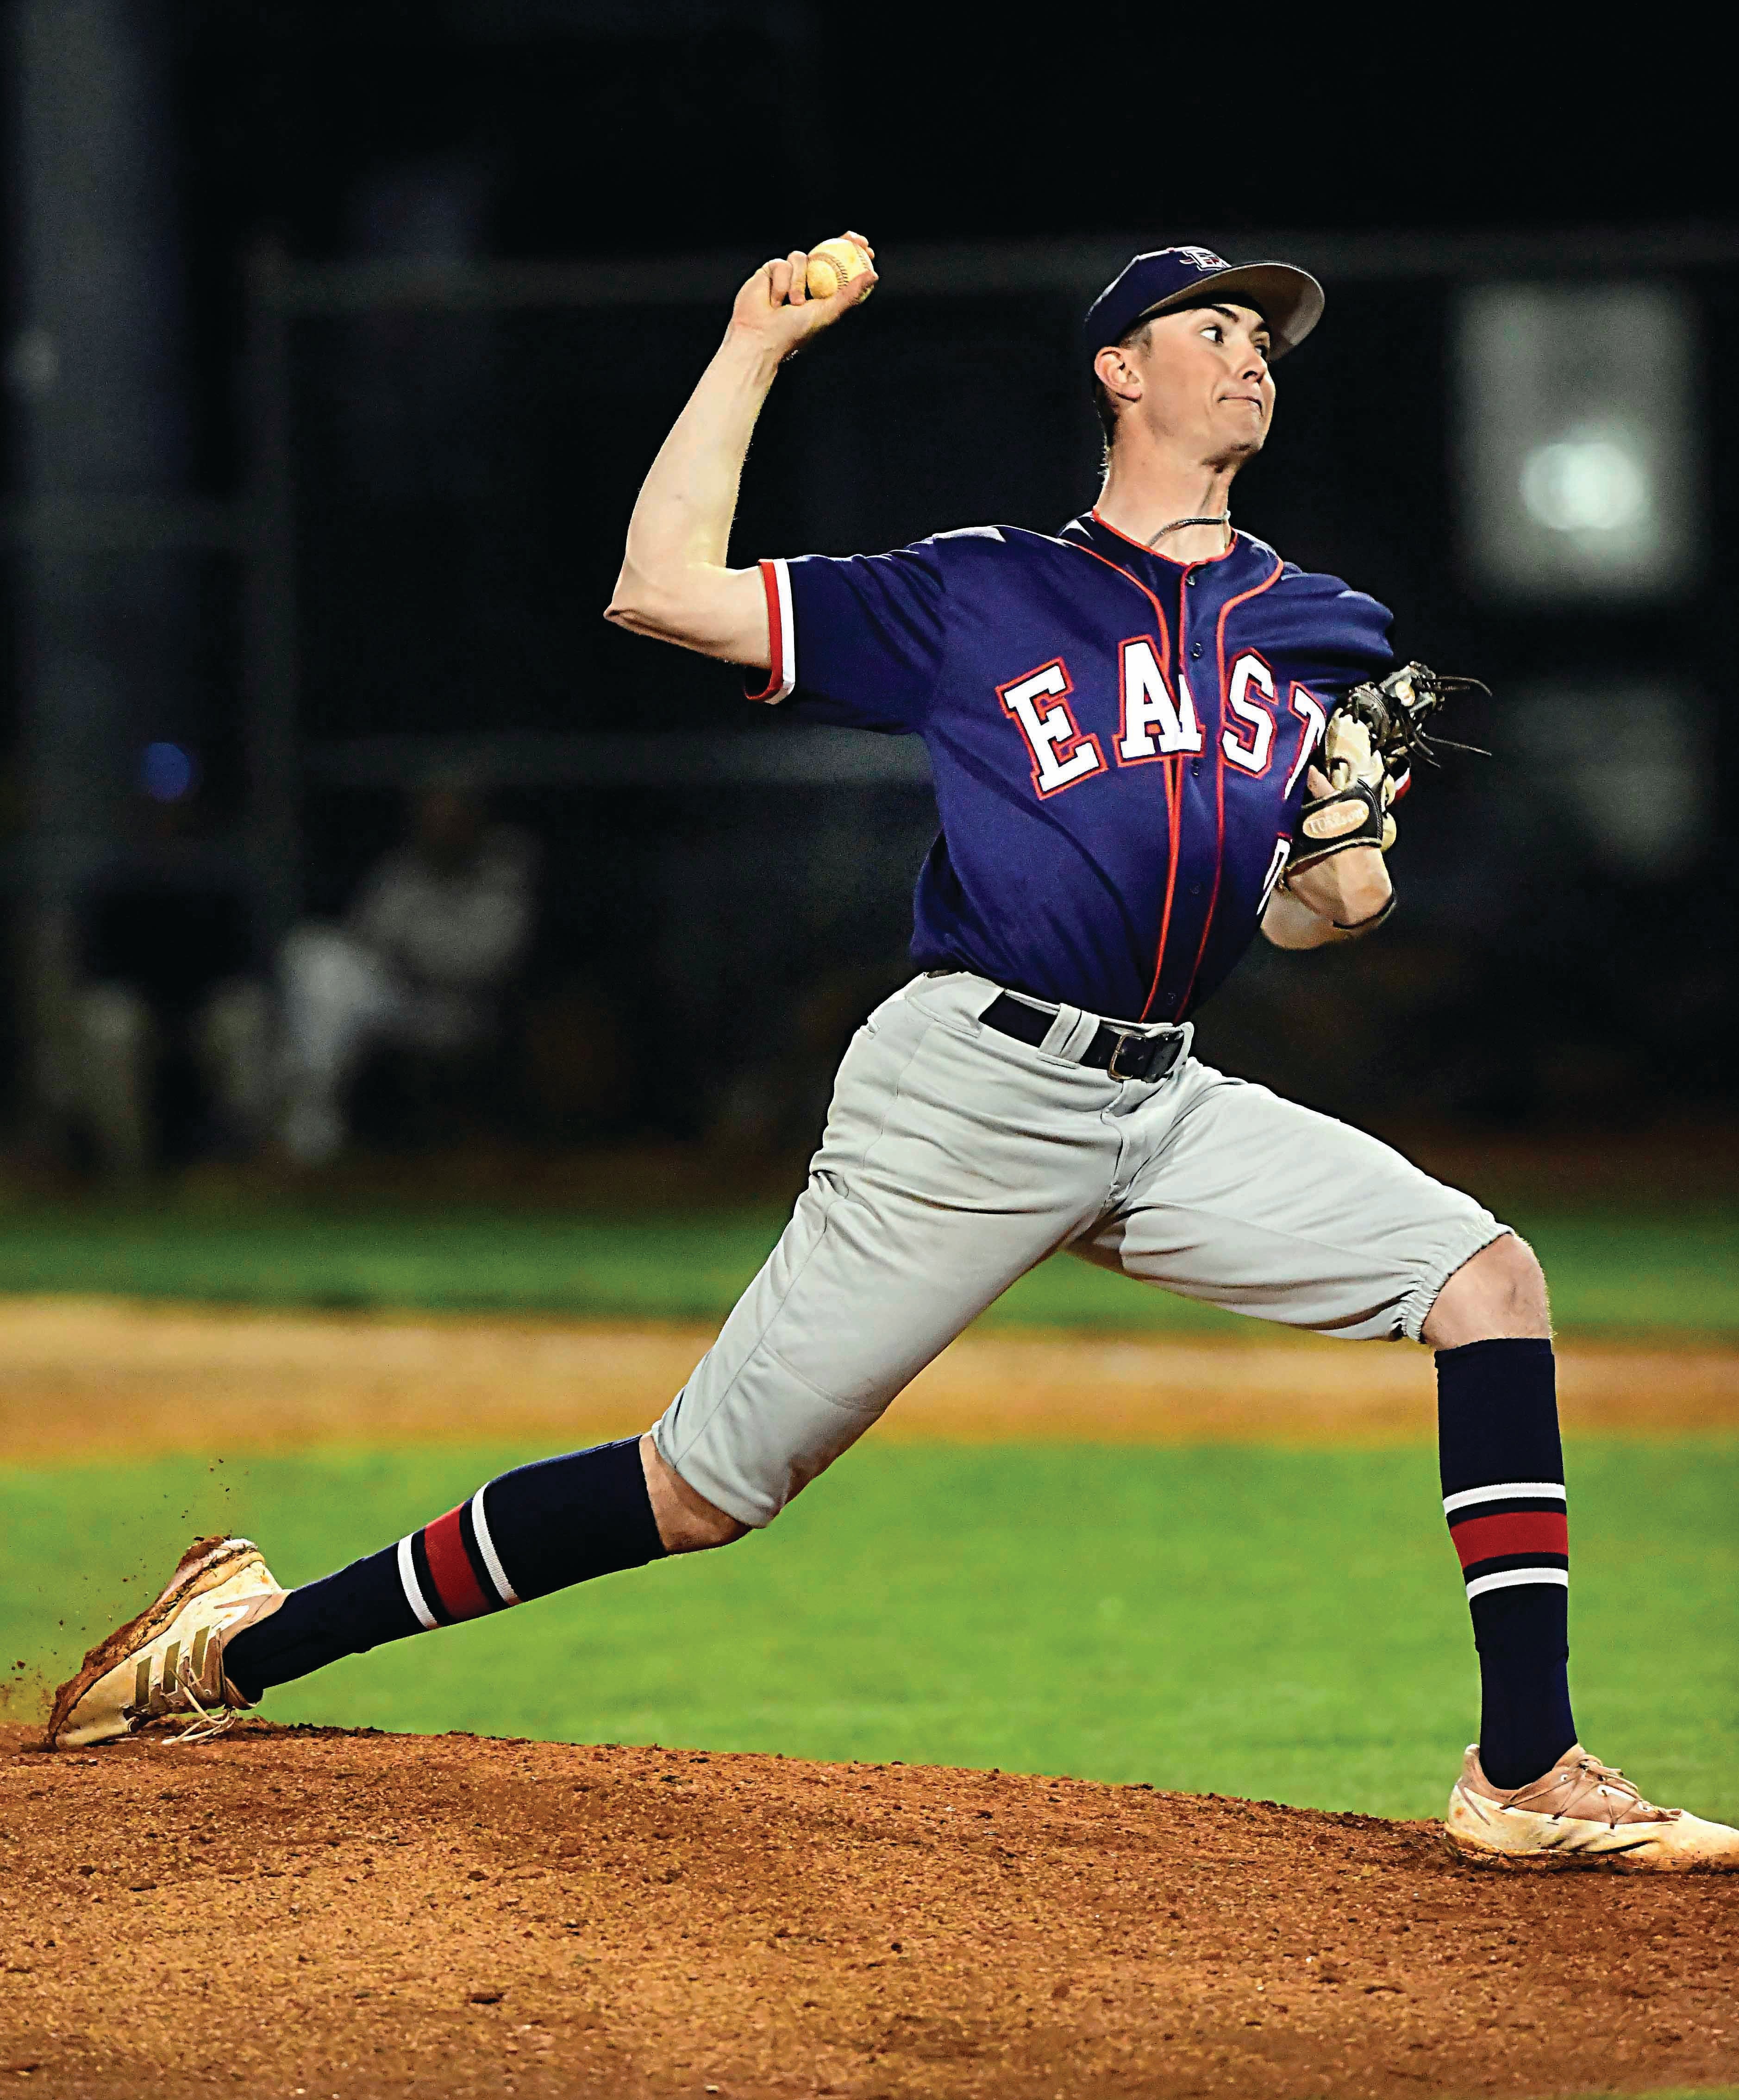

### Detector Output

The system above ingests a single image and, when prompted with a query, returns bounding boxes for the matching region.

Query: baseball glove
[1287,661,1488,875]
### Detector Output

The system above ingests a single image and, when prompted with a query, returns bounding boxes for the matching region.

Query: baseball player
[48,241,1736,1868]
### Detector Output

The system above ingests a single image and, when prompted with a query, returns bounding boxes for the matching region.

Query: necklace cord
[1145,511,1232,552]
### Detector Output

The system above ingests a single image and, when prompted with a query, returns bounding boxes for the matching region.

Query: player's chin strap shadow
[1344,662,1492,770]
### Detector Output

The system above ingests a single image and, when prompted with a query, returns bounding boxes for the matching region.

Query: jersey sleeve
[745,539,949,732]
[1276,565,1395,701]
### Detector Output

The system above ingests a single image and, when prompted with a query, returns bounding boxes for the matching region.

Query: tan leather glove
[1288,709,1396,875]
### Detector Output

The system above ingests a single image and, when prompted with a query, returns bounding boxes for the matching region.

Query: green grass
[0,1198,1734,1334]
[6,1440,1733,1821]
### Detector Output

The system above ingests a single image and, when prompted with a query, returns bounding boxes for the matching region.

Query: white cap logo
[1176,247,1229,271]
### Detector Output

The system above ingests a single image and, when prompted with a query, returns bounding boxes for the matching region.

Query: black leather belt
[980,991,1185,1084]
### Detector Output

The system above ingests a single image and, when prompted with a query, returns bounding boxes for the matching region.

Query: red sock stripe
[1450,1509,1569,1571]
[423,1505,494,1621]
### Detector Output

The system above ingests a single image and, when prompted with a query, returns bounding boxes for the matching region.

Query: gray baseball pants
[653,969,1507,1528]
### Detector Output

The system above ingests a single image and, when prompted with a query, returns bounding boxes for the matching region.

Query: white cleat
[44,1536,284,1750]
[1447,1743,1739,1870]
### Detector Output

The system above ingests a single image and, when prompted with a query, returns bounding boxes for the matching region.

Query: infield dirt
[4,1720,1737,2100]
[1,1298,1735,1463]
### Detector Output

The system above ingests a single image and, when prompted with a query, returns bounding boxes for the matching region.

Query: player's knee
[1493,1234,1550,1330]
[639,1434,749,1555]
[1423,1233,1550,1348]
[661,1503,748,1555]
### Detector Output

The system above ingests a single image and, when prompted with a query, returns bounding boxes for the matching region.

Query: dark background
[3,2,1733,1162]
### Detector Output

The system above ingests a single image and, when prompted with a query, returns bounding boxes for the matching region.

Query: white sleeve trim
[769,556,795,701]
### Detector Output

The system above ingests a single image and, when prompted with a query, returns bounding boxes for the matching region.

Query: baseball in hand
[806,236,874,301]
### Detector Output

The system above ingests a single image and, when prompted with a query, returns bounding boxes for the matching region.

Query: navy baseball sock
[1436,1338,1576,1790]
[223,1437,666,1699]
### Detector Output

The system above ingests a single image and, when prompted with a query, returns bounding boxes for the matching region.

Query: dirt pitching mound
[4,1725,1735,2099]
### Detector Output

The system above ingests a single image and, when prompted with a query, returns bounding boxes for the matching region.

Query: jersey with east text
[750,511,1394,1023]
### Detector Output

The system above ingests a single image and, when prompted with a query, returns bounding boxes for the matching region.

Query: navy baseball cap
[1083,245,1325,364]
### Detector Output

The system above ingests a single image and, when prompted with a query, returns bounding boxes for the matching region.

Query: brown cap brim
[1132,262,1325,360]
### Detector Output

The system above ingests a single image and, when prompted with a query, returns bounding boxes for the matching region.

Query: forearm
[605,330,781,663]
[605,242,875,672]
[1261,847,1393,949]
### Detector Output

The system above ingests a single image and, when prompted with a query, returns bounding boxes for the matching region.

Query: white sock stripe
[1465,1567,1570,1601]
[395,1535,438,1631]
[1443,1481,1567,1516]
[469,1487,520,1606]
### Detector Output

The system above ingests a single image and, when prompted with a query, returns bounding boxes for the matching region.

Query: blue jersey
[749,511,1394,1024]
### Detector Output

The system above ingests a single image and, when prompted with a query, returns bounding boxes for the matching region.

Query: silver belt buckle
[1106,1027,1145,1081]
[1107,1026,1175,1084]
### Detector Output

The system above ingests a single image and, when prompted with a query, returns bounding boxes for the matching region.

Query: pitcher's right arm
[604,239,876,671]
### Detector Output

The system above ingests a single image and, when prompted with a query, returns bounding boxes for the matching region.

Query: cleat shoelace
[155,1647,239,1744]
[1559,1756,1676,1829]
[169,1678,237,1744]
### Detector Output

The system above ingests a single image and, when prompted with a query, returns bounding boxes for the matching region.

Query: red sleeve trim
[743,557,795,703]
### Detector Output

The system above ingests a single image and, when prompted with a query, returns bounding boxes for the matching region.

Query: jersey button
[1191,760,1202,776]
[1190,883,1202,896]
[1190,642,1202,657]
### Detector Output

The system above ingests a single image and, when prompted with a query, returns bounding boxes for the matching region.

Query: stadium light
[1455,284,1699,601]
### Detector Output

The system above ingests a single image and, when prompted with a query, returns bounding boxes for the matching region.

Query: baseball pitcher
[48,240,1737,1868]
